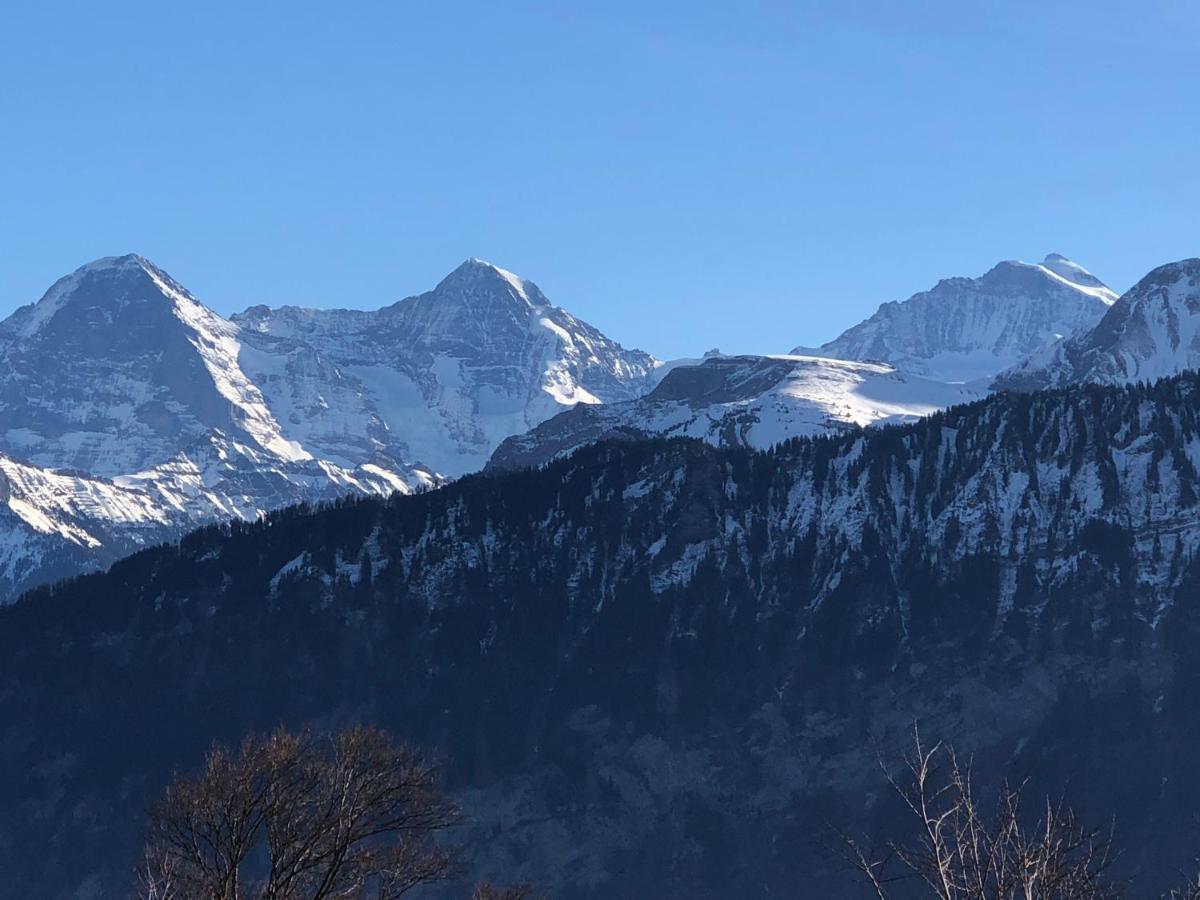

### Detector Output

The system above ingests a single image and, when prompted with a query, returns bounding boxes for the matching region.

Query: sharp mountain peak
[429,256,546,309]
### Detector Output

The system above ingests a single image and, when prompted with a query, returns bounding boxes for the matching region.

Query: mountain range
[0,248,1184,604]
[489,352,980,471]
[6,246,1200,897]
[230,257,659,476]
[6,370,1200,896]
[0,255,655,599]
[995,257,1200,390]
[793,253,1117,382]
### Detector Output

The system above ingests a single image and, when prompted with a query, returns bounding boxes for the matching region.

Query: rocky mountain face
[995,258,1200,391]
[487,254,1128,474]
[233,258,659,477]
[0,251,1145,604]
[0,254,309,474]
[0,431,417,601]
[6,373,1200,897]
[797,254,1116,382]
[489,353,979,471]
[0,255,655,601]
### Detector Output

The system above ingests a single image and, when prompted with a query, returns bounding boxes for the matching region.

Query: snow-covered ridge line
[229,256,660,477]
[0,429,437,602]
[3,248,1195,605]
[489,353,982,471]
[793,253,1117,383]
[995,258,1200,391]
[0,253,657,600]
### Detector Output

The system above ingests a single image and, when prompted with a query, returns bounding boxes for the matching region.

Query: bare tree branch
[840,726,1124,900]
[138,726,461,900]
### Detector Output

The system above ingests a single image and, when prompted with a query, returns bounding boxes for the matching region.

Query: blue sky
[1,1,1197,358]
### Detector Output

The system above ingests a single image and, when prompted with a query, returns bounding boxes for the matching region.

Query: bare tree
[138,726,459,899]
[469,882,534,900]
[839,728,1123,900]
[1164,873,1200,900]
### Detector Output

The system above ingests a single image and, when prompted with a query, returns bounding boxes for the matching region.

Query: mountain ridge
[793,253,1116,382]
[0,254,655,601]
[488,352,980,471]
[995,257,1200,391]
[5,370,1200,896]
[2,250,1196,605]
[231,256,659,475]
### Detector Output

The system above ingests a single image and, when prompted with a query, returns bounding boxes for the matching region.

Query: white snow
[145,264,312,464]
[797,254,1116,383]
[996,259,1200,389]
[499,354,982,470]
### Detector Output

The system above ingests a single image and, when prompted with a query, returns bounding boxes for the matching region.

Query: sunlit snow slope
[489,354,979,471]
[794,254,1116,383]
[0,254,656,600]
[995,258,1200,390]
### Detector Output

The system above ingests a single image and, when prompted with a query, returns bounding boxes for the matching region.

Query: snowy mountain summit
[995,257,1200,390]
[489,353,979,471]
[0,248,1171,602]
[795,254,1116,383]
[234,258,657,476]
[0,254,311,474]
[0,254,656,600]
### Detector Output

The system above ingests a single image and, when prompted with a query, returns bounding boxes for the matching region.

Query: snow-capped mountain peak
[1031,253,1118,303]
[0,253,664,600]
[2,253,175,340]
[232,258,659,477]
[445,257,541,307]
[795,253,1116,383]
[421,257,548,317]
[995,257,1200,390]
[0,254,307,473]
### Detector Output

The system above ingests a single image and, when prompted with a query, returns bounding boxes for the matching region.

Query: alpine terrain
[0,252,1113,603]
[0,254,656,601]
[488,253,1114,473]
[5,368,1200,896]
[489,352,979,471]
[795,253,1117,382]
[232,257,659,477]
[995,258,1200,391]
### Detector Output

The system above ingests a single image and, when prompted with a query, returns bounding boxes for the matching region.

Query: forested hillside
[5,375,1200,897]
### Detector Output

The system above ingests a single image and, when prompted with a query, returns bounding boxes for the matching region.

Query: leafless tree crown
[839,729,1123,900]
[469,882,534,900]
[138,726,459,900]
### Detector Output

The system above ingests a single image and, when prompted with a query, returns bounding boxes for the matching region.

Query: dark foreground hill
[5,375,1200,897]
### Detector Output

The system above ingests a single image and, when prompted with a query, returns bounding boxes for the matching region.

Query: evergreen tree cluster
[4,372,1200,897]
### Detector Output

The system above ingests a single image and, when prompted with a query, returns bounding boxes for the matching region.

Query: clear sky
[1,1,1197,359]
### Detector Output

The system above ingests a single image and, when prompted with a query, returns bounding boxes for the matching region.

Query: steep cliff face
[996,258,1200,390]
[4,373,1200,897]
[0,256,658,600]
[488,353,980,471]
[798,254,1116,383]
[0,254,308,474]
[233,258,659,476]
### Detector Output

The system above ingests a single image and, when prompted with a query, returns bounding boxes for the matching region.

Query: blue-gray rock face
[796,254,1116,383]
[232,258,659,477]
[0,255,656,601]
[4,372,1200,897]
[995,258,1200,390]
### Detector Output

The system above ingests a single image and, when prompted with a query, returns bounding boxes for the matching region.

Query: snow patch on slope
[995,258,1200,391]
[795,254,1116,383]
[139,263,313,464]
[489,354,980,471]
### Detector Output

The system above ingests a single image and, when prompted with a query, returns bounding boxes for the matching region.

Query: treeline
[4,373,1200,894]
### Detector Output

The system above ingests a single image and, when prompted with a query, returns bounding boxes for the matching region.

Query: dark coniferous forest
[4,375,1200,896]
